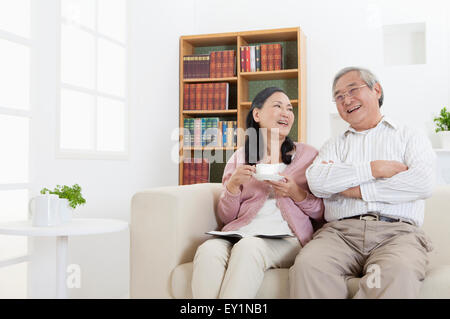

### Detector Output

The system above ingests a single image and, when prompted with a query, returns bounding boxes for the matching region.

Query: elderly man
[290,67,436,298]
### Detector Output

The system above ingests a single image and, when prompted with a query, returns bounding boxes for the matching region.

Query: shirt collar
[343,115,398,136]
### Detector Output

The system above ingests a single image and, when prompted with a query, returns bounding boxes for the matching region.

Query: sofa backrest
[423,185,450,268]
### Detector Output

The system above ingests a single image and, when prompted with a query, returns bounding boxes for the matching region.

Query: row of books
[183,82,229,111]
[182,158,209,185]
[183,50,236,79]
[240,44,283,72]
[183,118,237,147]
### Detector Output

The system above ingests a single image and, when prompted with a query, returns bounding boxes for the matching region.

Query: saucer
[253,173,284,181]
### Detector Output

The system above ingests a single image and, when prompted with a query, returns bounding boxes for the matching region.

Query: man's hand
[370,160,408,179]
[340,186,362,199]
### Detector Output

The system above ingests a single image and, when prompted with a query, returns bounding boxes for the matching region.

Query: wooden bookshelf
[183,77,238,83]
[179,27,307,185]
[183,110,237,116]
[240,69,299,80]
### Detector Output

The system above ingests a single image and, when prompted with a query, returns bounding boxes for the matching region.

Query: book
[222,121,228,146]
[240,46,246,72]
[195,83,202,110]
[183,158,210,185]
[245,46,250,72]
[213,82,220,110]
[223,51,230,77]
[250,46,256,72]
[189,118,194,146]
[207,83,214,110]
[183,159,188,185]
[231,50,236,76]
[267,44,274,71]
[184,82,229,111]
[183,54,210,78]
[274,43,282,70]
[217,121,223,147]
[210,51,216,78]
[189,160,195,183]
[217,51,223,78]
[256,45,261,71]
[206,230,295,239]
[183,83,190,110]
[194,118,201,147]
[183,119,190,146]
[203,55,210,78]
[200,83,207,110]
[226,120,234,147]
[261,44,268,71]
[201,158,210,183]
[220,82,229,110]
[190,84,196,110]
[183,56,190,78]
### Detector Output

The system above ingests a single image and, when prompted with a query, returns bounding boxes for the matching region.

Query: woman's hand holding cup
[226,165,256,194]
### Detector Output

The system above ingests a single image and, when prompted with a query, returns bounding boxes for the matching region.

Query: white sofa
[130,183,450,298]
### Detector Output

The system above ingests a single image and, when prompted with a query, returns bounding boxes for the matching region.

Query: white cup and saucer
[253,163,285,181]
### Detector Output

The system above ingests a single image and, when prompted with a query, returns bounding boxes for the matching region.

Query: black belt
[341,213,413,225]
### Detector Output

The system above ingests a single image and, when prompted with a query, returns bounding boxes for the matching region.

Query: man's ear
[373,82,382,99]
[253,108,260,123]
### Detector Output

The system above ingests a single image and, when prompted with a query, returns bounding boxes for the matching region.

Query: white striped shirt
[306,116,436,226]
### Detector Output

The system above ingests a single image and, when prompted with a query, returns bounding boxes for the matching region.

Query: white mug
[29,193,60,227]
[58,198,73,224]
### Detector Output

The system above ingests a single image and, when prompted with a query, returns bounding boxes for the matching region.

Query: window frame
[0,24,32,191]
[56,0,130,160]
[0,5,32,296]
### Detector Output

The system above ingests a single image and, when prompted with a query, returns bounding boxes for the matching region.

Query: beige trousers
[192,236,301,299]
[289,219,433,299]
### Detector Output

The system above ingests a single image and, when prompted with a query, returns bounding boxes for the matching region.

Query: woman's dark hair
[245,87,295,165]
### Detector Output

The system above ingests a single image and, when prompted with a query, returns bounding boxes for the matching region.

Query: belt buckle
[360,213,379,221]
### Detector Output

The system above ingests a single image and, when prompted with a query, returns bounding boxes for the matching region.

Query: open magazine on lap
[206,230,294,239]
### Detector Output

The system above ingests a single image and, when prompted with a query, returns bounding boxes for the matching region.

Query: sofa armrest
[130,183,223,298]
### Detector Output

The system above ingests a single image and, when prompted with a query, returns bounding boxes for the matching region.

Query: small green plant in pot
[40,184,86,223]
[434,107,450,149]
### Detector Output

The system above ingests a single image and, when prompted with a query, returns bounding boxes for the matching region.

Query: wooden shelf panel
[183,147,238,151]
[183,110,237,116]
[183,77,237,83]
[181,33,238,47]
[240,69,298,81]
[239,28,298,43]
[240,99,298,108]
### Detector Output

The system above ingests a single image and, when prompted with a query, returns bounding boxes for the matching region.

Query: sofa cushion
[171,263,358,299]
[423,187,450,268]
[171,263,290,299]
[171,262,193,299]
[171,263,450,299]
[419,265,450,298]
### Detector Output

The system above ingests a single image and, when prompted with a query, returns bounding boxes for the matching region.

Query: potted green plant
[40,184,86,223]
[434,107,450,149]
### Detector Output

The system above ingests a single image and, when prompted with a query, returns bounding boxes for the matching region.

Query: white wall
[193,0,450,149]
[26,0,450,298]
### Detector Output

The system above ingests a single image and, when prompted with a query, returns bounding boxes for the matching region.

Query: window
[59,0,128,158]
[0,0,31,298]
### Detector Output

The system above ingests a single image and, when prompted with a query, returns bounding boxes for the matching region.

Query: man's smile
[347,105,361,114]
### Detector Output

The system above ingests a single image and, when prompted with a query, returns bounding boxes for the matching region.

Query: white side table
[0,218,128,299]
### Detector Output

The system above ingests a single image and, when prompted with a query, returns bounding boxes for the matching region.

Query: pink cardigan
[217,142,324,246]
